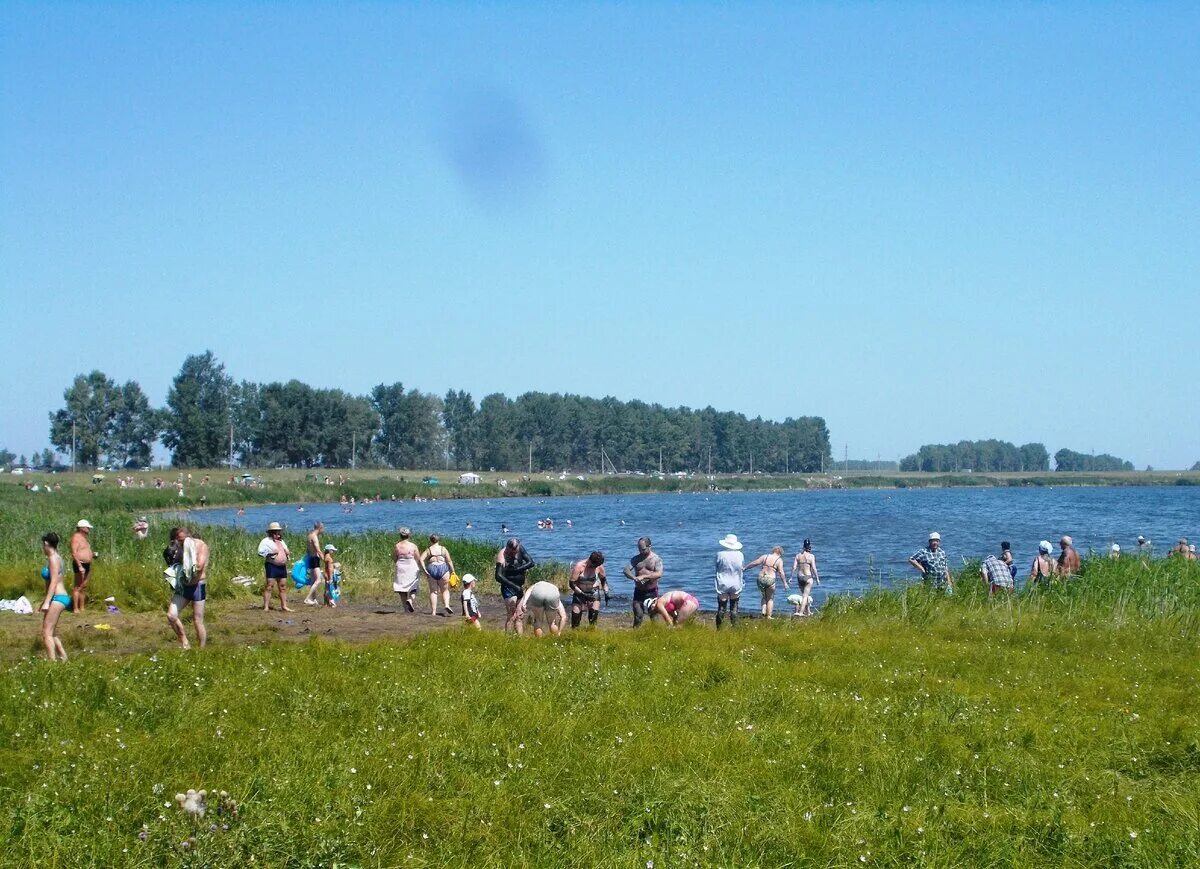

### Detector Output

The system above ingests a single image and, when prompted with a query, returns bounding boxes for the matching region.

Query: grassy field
[1,475,1198,866]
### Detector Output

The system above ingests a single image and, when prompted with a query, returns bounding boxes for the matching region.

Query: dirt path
[1,594,725,660]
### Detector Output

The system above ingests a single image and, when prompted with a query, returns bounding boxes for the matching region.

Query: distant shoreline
[9,468,1197,515]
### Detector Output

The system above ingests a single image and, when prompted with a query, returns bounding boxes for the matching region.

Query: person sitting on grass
[39,532,69,661]
[647,589,700,626]
[515,580,566,637]
[569,550,608,628]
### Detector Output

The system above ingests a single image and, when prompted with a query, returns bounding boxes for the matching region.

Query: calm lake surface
[201,486,1199,609]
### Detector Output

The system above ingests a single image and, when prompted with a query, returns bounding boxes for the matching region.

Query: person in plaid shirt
[980,544,1014,595]
[909,532,954,592]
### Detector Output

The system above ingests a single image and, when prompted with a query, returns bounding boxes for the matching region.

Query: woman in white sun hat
[714,533,745,629]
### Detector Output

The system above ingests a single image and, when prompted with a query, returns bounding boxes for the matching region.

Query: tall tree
[49,370,120,467]
[371,383,445,469]
[0,448,14,468]
[162,351,233,467]
[107,381,161,467]
[442,389,478,470]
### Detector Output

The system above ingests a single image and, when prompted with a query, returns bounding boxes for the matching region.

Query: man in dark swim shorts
[623,537,663,628]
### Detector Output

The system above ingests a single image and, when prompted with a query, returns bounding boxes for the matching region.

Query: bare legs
[41,602,67,660]
[504,597,520,632]
[167,597,207,649]
[264,580,291,612]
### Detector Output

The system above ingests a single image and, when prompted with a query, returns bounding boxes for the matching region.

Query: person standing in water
[744,545,787,619]
[714,534,745,628]
[1056,535,1081,577]
[39,532,69,661]
[791,539,821,616]
[568,551,608,628]
[909,532,953,593]
[1028,540,1055,588]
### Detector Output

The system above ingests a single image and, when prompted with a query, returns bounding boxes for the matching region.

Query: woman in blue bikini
[39,531,69,661]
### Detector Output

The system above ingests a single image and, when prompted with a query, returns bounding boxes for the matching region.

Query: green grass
[1,476,1198,866]
[0,558,1198,866]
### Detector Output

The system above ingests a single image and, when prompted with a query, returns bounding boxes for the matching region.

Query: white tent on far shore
[458,472,482,485]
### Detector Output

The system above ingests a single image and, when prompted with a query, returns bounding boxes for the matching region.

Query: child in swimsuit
[39,532,69,661]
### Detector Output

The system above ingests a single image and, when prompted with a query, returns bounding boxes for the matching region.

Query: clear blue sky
[2,3,1197,468]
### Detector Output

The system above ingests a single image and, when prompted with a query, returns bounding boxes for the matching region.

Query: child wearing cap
[322,544,341,606]
[460,574,481,630]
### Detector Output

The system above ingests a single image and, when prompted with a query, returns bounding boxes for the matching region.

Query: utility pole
[528,441,533,474]
[844,443,848,472]
[71,420,76,472]
[351,431,356,470]
[659,447,663,474]
[229,424,235,470]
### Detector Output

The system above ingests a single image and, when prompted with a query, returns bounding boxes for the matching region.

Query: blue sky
[2,2,1197,467]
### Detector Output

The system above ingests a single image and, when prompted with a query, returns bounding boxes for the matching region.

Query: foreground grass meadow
[0,475,1198,866]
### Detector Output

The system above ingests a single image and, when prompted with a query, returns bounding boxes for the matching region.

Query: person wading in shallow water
[744,545,787,619]
[791,539,821,616]
[714,534,745,628]
[909,531,953,593]
[623,537,662,628]
[1056,535,1081,577]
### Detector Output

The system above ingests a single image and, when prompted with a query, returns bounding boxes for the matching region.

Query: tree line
[45,351,834,472]
[899,440,1134,473]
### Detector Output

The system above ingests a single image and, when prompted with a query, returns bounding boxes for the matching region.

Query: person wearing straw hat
[69,519,95,614]
[257,522,292,612]
[909,532,953,593]
[714,533,745,628]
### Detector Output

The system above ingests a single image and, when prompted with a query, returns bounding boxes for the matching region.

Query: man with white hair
[909,532,953,592]
[1056,535,1081,577]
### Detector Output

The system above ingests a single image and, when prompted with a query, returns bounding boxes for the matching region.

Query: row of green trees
[899,440,1136,473]
[1052,449,1135,472]
[47,351,834,472]
[900,440,1051,473]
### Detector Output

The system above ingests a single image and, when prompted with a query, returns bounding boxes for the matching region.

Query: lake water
[198,486,1199,610]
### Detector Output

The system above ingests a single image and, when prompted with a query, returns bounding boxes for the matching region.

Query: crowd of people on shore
[33,515,1198,659]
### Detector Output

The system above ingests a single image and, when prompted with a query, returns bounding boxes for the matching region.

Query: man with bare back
[303,521,325,606]
[70,519,95,613]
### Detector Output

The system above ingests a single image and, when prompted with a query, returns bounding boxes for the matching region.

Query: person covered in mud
[568,550,608,628]
[496,537,535,632]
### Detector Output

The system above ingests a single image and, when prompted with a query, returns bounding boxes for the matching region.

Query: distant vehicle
[12,468,25,475]
[421,477,440,485]
[240,473,258,485]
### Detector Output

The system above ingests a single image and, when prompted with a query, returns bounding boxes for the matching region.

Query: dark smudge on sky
[433,85,548,210]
